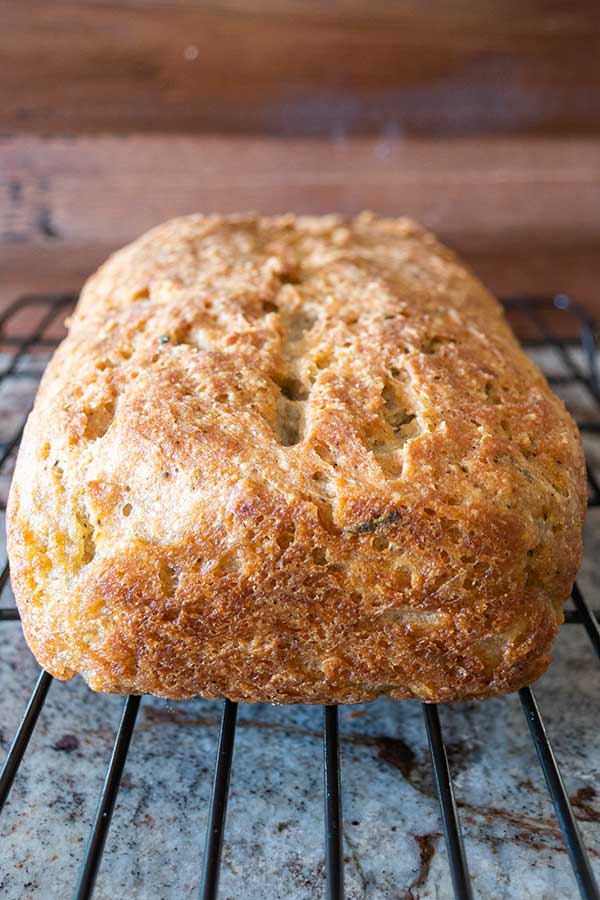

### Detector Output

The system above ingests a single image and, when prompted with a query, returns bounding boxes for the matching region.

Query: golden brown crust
[7,213,586,703]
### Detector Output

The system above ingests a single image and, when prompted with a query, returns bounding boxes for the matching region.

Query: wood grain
[2,1,600,137]
[1,134,599,317]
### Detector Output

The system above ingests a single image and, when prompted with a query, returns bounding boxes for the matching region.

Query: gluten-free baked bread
[7,214,586,703]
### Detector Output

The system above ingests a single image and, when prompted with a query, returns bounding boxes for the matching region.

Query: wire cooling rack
[0,292,598,900]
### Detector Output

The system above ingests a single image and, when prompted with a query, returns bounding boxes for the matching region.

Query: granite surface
[0,345,598,899]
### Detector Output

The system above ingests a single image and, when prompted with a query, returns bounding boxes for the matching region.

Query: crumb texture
[7,213,586,702]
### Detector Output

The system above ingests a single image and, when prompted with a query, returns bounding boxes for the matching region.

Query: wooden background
[1,0,599,315]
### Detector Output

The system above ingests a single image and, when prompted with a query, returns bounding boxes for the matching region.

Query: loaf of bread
[7,214,586,703]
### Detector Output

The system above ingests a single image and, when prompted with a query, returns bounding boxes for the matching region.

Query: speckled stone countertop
[0,347,598,900]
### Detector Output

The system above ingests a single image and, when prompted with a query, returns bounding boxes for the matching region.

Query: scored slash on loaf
[7,213,586,703]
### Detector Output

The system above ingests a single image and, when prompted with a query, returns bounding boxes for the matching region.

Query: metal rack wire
[0,291,598,900]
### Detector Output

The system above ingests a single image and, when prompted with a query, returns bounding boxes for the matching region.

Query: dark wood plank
[3,135,599,247]
[1,135,599,318]
[2,1,600,137]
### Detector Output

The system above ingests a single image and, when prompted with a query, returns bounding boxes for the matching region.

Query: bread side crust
[7,213,586,702]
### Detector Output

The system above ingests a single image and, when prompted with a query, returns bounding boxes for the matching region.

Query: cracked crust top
[7,213,586,702]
